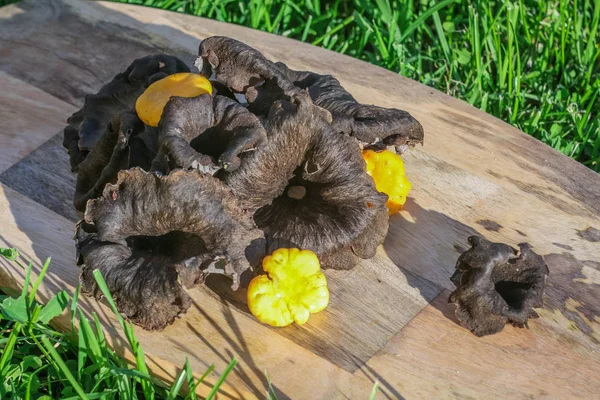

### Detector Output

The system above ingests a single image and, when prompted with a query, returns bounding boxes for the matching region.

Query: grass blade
[0,322,21,376]
[369,381,380,400]
[206,358,238,400]
[41,335,89,400]
[184,358,197,400]
[28,257,51,306]
[167,363,188,400]
[312,15,354,46]
[432,10,450,65]
[187,365,215,399]
[399,0,457,42]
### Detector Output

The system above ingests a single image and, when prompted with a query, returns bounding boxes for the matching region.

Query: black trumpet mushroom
[73,110,156,212]
[63,54,189,172]
[151,93,267,175]
[76,168,265,330]
[195,36,423,153]
[226,92,389,269]
[449,236,549,337]
[275,63,424,153]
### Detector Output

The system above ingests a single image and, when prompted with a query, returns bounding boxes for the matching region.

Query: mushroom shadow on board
[383,197,482,324]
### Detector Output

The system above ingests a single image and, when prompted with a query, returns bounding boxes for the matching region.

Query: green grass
[103,0,599,171]
[0,247,238,399]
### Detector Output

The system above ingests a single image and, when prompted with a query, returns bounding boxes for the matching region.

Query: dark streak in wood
[543,252,600,344]
[487,170,591,218]
[476,219,502,232]
[577,227,600,243]
[515,229,527,237]
[436,109,600,218]
[553,243,574,251]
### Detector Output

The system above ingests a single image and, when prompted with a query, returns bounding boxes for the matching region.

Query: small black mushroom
[226,92,389,269]
[151,93,267,175]
[449,236,549,337]
[63,54,189,172]
[273,63,424,153]
[76,168,265,330]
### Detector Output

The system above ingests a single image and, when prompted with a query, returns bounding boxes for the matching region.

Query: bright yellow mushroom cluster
[247,248,329,327]
[362,149,412,215]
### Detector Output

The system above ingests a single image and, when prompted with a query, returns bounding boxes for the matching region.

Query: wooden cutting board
[1,0,599,398]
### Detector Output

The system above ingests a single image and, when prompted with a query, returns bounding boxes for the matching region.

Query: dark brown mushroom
[274,63,424,153]
[195,36,423,153]
[226,92,388,269]
[73,110,157,212]
[196,36,303,103]
[76,168,265,330]
[151,93,268,175]
[449,236,549,337]
[63,54,189,172]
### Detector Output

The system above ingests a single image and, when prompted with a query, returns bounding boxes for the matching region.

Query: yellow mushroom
[362,149,412,215]
[247,248,329,327]
[135,73,212,127]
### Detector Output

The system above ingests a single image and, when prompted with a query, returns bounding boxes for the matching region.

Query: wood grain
[0,134,78,221]
[0,71,76,173]
[0,0,599,398]
[362,290,600,399]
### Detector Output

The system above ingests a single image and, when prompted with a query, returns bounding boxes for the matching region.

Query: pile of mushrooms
[64,36,548,336]
[64,37,423,330]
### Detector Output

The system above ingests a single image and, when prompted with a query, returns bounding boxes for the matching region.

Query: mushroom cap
[73,110,155,212]
[197,36,301,100]
[153,92,267,174]
[63,54,189,171]
[274,62,424,151]
[77,168,265,329]
[449,236,549,336]
[227,93,388,268]
[76,221,199,330]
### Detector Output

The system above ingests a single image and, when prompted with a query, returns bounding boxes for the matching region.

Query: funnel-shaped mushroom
[152,93,267,175]
[196,36,303,103]
[63,54,189,171]
[77,168,265,330]
[227,92,388,269]
[275,63,424,153]
[449,236,549,336]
